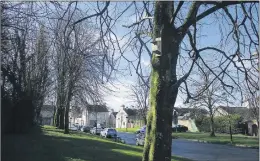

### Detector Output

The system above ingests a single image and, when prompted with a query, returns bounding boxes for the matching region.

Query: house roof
[217,106,252,121]
[174,107,209,117]
[87,105,108,112]
[112,112,118,117]
[123,108,138,116]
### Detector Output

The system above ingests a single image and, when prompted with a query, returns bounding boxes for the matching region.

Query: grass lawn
[172,132,259,148]
[116,127,140,133]
[3,126,192,161]
[117,128,259,148]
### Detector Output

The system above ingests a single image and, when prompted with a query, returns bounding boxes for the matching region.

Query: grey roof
[112,112,118,117]
[87,105,108,112]
[174,107,209,117]
[123,108,140,116]
[217,106,252,121]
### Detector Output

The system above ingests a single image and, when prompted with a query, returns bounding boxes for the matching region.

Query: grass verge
[3,125,193,161]
[116,127,140,133]
[172,132,259,148]
[116,128,259,148]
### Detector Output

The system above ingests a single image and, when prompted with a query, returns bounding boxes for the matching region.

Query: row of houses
[40,102,258,135]
[40,105,144,128]
[173,105,258,136]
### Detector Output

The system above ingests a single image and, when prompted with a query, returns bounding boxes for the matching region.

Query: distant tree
[130,76,150,125]
[190,69,226,137]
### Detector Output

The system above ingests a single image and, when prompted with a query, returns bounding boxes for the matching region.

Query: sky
[98,2,258,112]
[39,2,258,112]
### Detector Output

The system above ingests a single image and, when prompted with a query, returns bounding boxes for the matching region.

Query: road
[117,132,259,161]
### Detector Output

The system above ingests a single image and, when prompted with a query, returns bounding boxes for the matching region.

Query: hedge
[195,114,243,134]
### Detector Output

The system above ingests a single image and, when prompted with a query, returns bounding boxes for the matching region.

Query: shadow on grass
[3,126,143,161]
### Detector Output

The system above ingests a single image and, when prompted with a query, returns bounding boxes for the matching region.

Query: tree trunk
[54,108,60,127]
[64,108,69,134]
[142,2,179,161]
[59,108,64,129]
[64,86,73,134]
[210,114,215,137]
[143,116,147,125]
[53,105,56,126]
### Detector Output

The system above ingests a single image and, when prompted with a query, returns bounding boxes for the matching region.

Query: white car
[100,128,117,138]
[136,133,145,146]
[69,124,78,131]
[90,127,103,135]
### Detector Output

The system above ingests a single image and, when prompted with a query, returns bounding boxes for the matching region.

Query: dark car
[80,126,91,133]
[172,125,188,132]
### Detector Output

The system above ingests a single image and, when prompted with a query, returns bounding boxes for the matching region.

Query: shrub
[195,114,243,134]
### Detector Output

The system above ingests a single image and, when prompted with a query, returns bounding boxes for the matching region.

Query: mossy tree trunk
[142,2,181,161]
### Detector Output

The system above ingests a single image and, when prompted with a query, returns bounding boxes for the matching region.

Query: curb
[180,139,259,149]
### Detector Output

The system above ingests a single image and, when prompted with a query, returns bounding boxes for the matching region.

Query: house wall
[108,113,116,128]
[115,109,144,128]
[69,109,110,127]
[214,108,228,117]
[116,109,128,128]
[178,119,199,132]
[40,110,54,126]
[87,111,109,127]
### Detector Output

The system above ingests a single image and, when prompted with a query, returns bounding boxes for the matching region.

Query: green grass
[116,128,259,148]
[116,127,140,133]
[3,126,193,161]
[172,132,259,148]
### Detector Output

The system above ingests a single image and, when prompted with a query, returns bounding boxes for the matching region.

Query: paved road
[117,132,259,161]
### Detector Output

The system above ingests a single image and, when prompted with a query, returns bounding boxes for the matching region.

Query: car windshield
[108,129,115,132]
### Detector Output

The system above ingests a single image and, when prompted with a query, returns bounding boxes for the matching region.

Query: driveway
[117,132,259,161]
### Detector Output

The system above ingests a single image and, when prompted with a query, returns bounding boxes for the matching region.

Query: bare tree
[1,2,52,133]
[130,76,150,125]
[189,69,226,137]
[48,2,113,133]
[69,1,258,161]
[244,87,259,127]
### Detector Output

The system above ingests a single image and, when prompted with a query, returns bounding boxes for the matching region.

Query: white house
[40,105,55,125]
[116,107,143,128]
[70,105,110,127]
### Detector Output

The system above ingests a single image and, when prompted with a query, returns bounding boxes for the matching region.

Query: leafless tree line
[1,2,115,134]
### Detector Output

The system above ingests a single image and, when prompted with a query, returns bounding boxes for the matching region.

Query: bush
[195,114,243,134]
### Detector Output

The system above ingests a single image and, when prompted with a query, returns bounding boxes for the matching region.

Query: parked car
[69,124,78,131]
[136,133,145,146]
[172,125,188,132]
[136,126,146,134]
[81,126,91,133]
[90,127,103,135]
[100,128,117,138]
